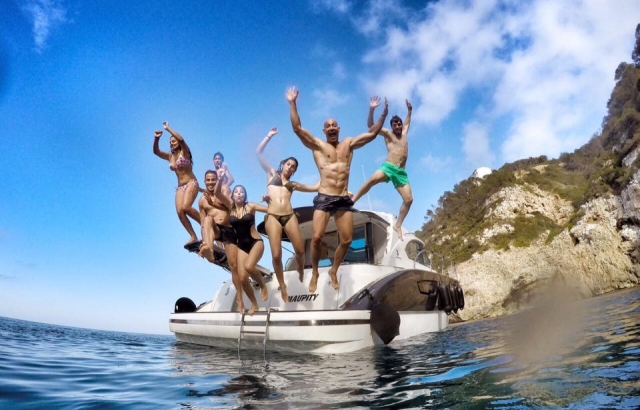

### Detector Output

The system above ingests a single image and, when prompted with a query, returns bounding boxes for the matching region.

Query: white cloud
[349,0,640,163]
[419,153,453,173]
[20,0,68,52]
[311,0,353,14]
[462,121,495,168]
[310,87,350,117]
[351,0,406,35]
[332,62,347,80]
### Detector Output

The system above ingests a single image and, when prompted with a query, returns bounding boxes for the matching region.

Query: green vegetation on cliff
[419,25,640,265]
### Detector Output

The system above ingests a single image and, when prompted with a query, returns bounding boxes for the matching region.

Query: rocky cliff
[421,29,640,322]
[453,169,640,322]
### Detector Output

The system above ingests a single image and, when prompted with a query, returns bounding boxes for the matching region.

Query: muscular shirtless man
[353,96,413,240]
[286,87,388,292]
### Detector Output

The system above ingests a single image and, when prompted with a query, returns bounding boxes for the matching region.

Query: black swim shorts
[313,193,354,215]
[215,224,238,245]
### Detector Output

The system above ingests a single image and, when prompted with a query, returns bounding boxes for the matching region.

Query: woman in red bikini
[256,127,318,302]
[152,121,201,247]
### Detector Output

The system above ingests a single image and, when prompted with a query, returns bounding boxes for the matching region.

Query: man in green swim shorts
[353,96,413,240]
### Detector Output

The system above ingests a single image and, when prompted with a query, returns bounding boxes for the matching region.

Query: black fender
[437,282,452,314]
[456,285,465,310]
[449,283,459,313]
[174,297,196,313]
[420,280,439,311]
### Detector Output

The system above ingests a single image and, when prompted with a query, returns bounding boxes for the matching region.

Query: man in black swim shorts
[313,193,354,214]
[286,86,388,292]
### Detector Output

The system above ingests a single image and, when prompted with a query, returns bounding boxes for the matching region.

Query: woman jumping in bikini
[256,127,318,302]
[152,121,200,247]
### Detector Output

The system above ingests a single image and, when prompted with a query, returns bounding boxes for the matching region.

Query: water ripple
[0,286,639,408]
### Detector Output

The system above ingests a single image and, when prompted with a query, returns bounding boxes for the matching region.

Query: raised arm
[163,121,192,157]
[404,99,412,132]
[152,130,170,160]
[214,168,233,209]
[221,163,235,186]
[351,97,389,150]
[286,87,319,150]
[255,127,278,175]
[367,96,381,128]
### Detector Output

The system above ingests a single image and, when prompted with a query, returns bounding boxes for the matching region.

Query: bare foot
[237,302,245,313]
[297,267,304,283]
[260,284,269,301]
[280,286,289,303]
[198,244,215,263]
[185,237,198,247]
[394,225,403,241]
[247,304,257,315]
[328,270,339,290]
[309,273,319,293]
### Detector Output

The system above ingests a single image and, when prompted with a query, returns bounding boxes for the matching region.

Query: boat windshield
[286,225,370,270]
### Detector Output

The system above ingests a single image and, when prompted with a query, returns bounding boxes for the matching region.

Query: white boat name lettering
[288,294,319,302]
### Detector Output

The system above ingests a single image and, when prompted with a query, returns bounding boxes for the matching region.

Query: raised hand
[406,99,412,112]
[267,127,278,138]
[370,95,381,108]
[382,97,389,115]
[217,167,227,180]
[154,130,162,138]
[162,121,169,130]
[286,87,299,103]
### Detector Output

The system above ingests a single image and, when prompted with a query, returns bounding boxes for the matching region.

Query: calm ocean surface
[1,287,639,409]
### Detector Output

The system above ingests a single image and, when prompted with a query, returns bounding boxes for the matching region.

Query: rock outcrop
[453,173,640,322]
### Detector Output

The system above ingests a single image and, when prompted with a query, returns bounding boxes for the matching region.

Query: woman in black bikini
[229,185,269,315]
[256,127,318,302]
[152,121,200,247]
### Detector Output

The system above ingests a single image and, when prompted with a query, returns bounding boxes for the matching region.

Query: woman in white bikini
[152,121,200,247]
[256,127,318,302]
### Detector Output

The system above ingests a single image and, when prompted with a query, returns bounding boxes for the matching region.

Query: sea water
[1,287,639,409]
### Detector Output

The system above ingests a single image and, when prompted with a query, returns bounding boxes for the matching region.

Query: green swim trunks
[379,162,409,188]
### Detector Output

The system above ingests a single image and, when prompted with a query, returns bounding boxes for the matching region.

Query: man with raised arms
[286,86,388,292]
[352,96,413,240]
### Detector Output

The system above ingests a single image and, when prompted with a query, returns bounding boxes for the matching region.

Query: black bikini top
[268,173,295,192]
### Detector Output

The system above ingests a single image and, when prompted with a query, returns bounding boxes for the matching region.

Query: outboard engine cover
[175,297,197,313]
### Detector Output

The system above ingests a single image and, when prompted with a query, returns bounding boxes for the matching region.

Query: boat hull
[170,309,449,354]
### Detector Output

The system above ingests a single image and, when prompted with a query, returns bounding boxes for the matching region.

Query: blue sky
[1,0,638,334]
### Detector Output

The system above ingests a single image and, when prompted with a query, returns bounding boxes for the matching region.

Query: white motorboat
[169,207,465,355]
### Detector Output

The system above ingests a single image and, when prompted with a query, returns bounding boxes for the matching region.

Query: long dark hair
[231,185,248,209]
[277,157,299,175]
